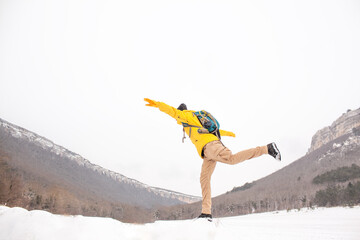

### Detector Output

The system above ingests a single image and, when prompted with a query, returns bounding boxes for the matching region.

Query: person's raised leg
[228,146,268,164]
[204,141,269,165]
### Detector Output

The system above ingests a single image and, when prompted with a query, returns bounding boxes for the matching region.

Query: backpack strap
[182,127,186,143]
[181,122,201,143]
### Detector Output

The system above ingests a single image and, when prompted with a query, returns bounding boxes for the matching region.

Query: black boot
[267,142,281,161]
[198,213,213,222]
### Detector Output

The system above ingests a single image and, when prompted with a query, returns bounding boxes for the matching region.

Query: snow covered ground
[1,205,359,240]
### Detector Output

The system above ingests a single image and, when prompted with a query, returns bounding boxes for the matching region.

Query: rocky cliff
[308,108,360,153]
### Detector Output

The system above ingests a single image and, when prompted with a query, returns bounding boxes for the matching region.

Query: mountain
[156,108,360,220]
[308,108,360,153]
[0,117,200,223]
[2,108,359,222]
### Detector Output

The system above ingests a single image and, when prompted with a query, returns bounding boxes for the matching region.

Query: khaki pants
[200,140,268,214]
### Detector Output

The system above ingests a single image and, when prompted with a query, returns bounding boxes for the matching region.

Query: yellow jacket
[154,101,236,158]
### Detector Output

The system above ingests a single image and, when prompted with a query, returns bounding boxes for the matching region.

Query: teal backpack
[181,110,220,142]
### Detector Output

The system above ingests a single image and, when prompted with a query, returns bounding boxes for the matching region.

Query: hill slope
[0,117,200,223]
[155,108,360,220]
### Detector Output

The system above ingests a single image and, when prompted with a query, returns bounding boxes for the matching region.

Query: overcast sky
[1,0,360,197]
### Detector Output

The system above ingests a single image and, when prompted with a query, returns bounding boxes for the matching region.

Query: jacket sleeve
[156,101,192,124]
[219,129,236,137]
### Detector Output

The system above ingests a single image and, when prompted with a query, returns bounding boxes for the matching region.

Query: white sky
[1,0,360,197]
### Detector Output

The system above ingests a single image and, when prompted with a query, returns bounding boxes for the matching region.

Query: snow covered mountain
[0,117,200,222]
[2,108,359,223]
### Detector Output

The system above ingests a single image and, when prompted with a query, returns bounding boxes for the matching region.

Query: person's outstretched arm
[145,98,236,136]
[219,129,236,137]
[144,98,191,124]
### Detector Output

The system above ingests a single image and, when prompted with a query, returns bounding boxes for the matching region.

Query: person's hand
[228,132,236,137]
[144,98,158,108]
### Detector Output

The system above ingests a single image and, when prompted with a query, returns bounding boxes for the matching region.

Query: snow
[1,206,360,240]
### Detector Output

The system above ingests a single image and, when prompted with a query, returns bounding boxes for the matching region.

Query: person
[144,98,281,221]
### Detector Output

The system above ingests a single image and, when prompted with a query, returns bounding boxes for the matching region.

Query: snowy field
[1,206,359,240]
